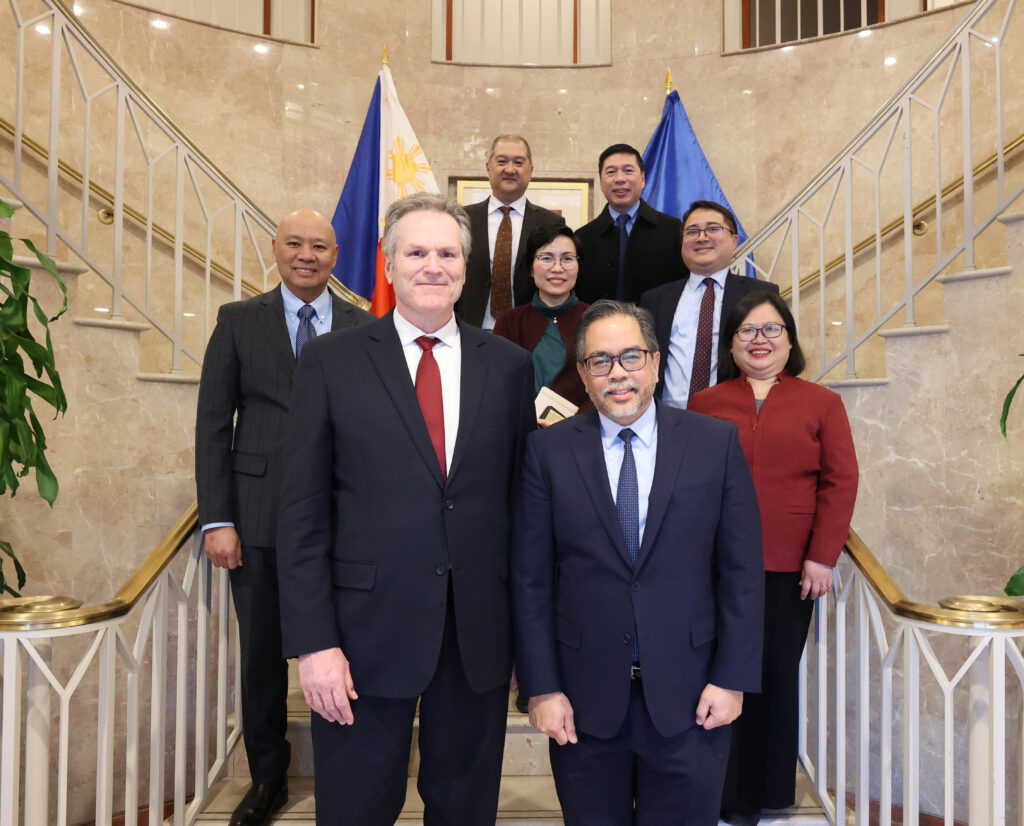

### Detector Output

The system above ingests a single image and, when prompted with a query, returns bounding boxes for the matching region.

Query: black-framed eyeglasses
[735,323,787,342]
[683,224,731,239]
[581,348,650,377]
[535,253,579,267]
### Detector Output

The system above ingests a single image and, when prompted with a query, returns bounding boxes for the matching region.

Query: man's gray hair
[381,193,472,261]
[575,300,660,363]
[487,134,533,164]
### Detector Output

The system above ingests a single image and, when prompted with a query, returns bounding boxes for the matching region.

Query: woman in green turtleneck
[494,224,591,417]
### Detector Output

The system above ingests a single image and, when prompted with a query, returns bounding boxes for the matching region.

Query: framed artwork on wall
[452,179,593,230]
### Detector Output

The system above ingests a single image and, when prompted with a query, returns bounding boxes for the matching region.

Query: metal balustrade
[735,0,1024,382]
[0,507,241,826]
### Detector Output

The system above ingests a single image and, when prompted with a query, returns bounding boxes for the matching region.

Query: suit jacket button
[632,582,640,592]
[622,633,632,645]
[435,564,447,575]
[444,499,454,511]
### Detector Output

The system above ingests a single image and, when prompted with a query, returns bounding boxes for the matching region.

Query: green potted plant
[0,198,68,596]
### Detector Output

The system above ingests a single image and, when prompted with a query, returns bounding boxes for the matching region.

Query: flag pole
[665,70,672,96]
[382,46,389,66]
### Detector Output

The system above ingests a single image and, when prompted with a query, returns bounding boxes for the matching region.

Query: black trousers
[549,680,731,826]
[229,545,291,783]
[308,586,509,826]
[721,571,814,813]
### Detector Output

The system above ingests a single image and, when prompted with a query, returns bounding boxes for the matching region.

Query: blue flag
[642,91,751,272]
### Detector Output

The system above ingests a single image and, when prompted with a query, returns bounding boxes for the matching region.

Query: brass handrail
[0,502,199,631]
[2,515,1022,632]
[0,115,368,308]
[773,130,1024,299]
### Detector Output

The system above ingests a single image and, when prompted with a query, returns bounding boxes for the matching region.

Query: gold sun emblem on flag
[387,137,432,197]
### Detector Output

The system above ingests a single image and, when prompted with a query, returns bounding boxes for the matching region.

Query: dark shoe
[230,777,288,826]
[720,807,760,826]
[515,692,529,714]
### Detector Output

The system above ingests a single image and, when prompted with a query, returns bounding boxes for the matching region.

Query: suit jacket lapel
[366,314,447,489]
[259,285,296,377]
[570,411,632,569]
[637,404,689,568]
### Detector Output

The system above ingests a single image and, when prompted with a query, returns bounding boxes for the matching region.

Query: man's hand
[695,684,743,730]
[528,692,578,745]
[298,647,359,725]
[800,559,834,600]
[203,526,242,569]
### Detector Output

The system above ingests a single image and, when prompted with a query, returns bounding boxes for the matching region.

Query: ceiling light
[296,83,305,89]
[781,45,794,52]
[183,312,196,318]
[884,56,897,66]
[254,44,269,54]
[73,4,83,13]
[94,307,109,313]
[151,19,168,29]
[742,89,753,95]
[831,320,843,326]
[858,29,872,38]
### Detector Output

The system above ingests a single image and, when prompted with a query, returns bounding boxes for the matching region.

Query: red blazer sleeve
[805,390,858,567]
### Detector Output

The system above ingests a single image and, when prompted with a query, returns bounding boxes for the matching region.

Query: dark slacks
[549,680,731,826]
[229,545,291,783]
[308,586,509,826]
[722,571,814,813]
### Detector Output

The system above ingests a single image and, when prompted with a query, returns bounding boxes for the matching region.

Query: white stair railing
[798,530,1024,825]
[0,507,241,826]
[737,0,1024,382]
[0,0,287,375]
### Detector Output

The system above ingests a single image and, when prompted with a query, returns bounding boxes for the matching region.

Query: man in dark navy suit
[513,300,764,825]
[196,209,373,826]
[277,193,534,825]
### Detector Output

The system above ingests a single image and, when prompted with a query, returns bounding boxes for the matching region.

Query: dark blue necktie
[615,212,629,300]
[296,304,316,358]
[617,427,640,661]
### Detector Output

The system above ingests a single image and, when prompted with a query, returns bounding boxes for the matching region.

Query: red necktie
[415,336,446,478]
[490,206,513,317]
[689,277,716,398]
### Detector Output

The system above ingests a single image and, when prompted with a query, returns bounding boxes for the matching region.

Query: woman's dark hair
[515,223,582,293]
[719,289,806,379]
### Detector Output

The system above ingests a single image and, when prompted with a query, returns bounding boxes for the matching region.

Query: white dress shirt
[661,267,729,410]
[481,193,528,331]
[393,309,462,472]
[597,402,658,545]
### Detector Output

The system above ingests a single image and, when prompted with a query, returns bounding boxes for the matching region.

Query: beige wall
[76,0,974,237]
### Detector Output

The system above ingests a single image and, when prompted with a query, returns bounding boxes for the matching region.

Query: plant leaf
[1000,373,1024,438]
[1005,563,1024,596]
[0,538,26,596]
[0,199,13,219]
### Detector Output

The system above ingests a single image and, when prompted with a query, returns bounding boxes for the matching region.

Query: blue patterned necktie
[615,213,630,300]
[296,304,316,358]
[617,427,640,661]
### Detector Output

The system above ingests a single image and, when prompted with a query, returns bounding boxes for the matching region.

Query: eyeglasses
[581,348,651,377]
[683,224,731,239]
[535,253,579,267]
[735,323,787,342]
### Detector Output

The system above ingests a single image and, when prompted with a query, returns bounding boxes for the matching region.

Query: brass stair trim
[2,515,1022,631]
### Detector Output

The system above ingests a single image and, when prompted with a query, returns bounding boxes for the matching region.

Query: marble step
[229,691,551,780]
[195,775,564,824]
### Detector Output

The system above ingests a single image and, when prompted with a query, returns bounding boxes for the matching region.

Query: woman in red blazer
[494,224,591,415]
[689,290,858,825]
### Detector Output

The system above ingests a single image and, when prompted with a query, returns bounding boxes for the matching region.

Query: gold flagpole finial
[665,70,673,95]
[382,46,389,66]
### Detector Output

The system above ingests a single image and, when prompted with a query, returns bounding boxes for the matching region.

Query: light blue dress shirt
[661,267,729,410]
[598,401,658,545]
[607,200,641,236]
[281,282,333,357]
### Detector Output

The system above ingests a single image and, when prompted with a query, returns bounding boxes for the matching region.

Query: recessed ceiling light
[884,56,897,66]
[858,29,872,38]
[254,44,269,54]
[151,19,168,29]
[35,23,51,34]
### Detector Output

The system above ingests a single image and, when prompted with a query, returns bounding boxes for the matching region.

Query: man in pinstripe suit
[195,209,373,826]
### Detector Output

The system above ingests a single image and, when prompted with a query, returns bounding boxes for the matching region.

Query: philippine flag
[331,65,440,316]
